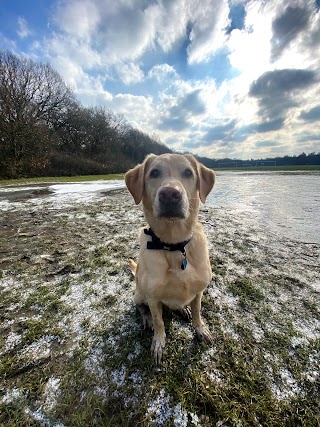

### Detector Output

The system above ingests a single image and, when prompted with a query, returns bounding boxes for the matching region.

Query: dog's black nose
[159,187,182,205]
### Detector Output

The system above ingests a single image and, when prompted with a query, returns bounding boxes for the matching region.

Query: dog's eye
[150,168,161,178]
[183,168,193,178]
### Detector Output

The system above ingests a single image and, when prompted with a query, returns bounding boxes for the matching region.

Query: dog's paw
[151,334,166,364]
[142,314,154,330]
[195,324,213,344]
[173,306,192,321]
[136,304,153,329]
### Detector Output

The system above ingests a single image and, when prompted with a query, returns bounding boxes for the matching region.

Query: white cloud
[0,33,17,51]
[108,93,156,131]
[8,0,319,160]
[17,17,31,39]
[227,3,272,78]
[187,0,230,63]
[96,0,157,64]
[46,34,101,74]
[271,0,320,70]
[49,55,113,107]
[50,0,232,67]
[147,64,178,81]
[224,0,320,132]
[49,55,84,87]
[54,0,100,39]
[115,62,144,85]
[151,0,189,52]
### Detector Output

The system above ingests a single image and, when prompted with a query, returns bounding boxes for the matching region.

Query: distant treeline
[1,51,319,180]
[0,51,170,179]
[197,152,320,169]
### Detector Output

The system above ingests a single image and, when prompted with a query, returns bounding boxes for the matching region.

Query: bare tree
[0,50,74,177]
[0,51,171,178]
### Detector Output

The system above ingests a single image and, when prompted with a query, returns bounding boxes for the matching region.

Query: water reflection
[207,171,320,244]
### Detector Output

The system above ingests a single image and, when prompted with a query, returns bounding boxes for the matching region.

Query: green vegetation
[1,189,319,426]
[0,173,124,186]
[1,164,319,187]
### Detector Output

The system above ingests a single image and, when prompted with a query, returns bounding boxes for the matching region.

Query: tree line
[0,51,170,179]
[198,152,320,169]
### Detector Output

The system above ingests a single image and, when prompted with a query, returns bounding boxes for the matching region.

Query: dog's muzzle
[157,186,186,218]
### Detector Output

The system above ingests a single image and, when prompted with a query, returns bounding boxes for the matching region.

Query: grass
[0,184,319,426]
[0,173,124,186]
[1,165,319,185]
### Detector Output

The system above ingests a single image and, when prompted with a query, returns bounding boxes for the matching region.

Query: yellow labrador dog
[125,153,215,363]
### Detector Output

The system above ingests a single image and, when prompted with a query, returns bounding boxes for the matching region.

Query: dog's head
[125,154,215,222]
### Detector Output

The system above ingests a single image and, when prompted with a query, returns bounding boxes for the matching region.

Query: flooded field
[209,170,320,244]
[1,170,318,244]
[0,172,319,426]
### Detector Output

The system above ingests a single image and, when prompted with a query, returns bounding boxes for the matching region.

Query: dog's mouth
[158,209,186,220]
[157,186,187,220]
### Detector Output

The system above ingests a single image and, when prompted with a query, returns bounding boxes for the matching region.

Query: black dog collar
[144,228,192,270]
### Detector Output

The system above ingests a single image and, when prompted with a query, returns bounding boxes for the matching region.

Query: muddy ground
[0,188,319,426]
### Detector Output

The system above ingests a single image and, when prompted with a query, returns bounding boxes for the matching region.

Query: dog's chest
[160,255,210,309]
[138,227,212,309]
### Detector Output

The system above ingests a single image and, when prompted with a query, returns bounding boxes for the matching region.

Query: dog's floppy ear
[125,155,155,204]
[185,155,215,203]
[198,163,215,203]
[125,163,144,205]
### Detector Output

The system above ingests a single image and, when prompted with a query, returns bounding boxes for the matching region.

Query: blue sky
[1,0,320,159]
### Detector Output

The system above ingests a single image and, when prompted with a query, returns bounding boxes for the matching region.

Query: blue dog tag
[181,255,188,270]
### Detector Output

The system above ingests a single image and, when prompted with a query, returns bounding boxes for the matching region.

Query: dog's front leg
[191,292,213,343]
[148,300,166,364]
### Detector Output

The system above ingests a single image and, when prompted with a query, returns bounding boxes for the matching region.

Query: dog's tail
[128,259,137,277]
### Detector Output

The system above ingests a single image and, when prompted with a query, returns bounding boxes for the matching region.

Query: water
[0,180,126,206]
[1,171,319,244]
[207,170,320,244]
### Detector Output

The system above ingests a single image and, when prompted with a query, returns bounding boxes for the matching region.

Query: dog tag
[181,254,188,270]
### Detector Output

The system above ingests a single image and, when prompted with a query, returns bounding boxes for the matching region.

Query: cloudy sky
[1,0,320,159]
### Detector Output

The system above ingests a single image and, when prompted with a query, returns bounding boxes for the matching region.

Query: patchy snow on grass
[84,343,108,380]
[310,280,320,292]
[146,389,174,426]
[43,377,61,412]
[271,368,301,401]
[1,183,319,426]
[303,351,320,383]
[127,341,143,360]
[20,335,56,360]
[1,387,26,404]
[293,319,320,341]
[111,364,127,388]
[0,277,25,292]
[3,331,22,352]
[208,283,240,314]
[57,278,112,348]
[146,389,196,427]
[25,407,65,427]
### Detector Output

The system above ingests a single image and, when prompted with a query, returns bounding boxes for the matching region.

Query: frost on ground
[0,188,319,426]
